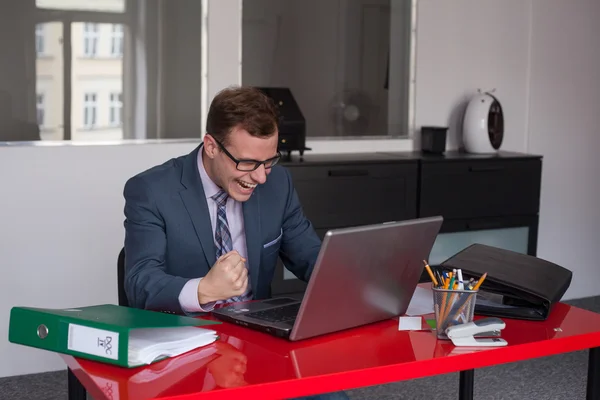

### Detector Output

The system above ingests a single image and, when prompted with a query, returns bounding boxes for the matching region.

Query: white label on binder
[67,324,119,360]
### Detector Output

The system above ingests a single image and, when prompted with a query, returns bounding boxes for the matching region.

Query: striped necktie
[212,190,232,259]
[211,190,252,303]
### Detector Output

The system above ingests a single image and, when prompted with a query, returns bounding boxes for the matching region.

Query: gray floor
[2,296,599,400]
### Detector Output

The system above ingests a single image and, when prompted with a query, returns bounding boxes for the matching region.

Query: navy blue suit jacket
[123,145,321,313]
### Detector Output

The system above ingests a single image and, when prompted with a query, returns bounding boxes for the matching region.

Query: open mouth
[236,179,257,191]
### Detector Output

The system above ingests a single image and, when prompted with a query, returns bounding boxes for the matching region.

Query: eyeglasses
[213,137,281,172]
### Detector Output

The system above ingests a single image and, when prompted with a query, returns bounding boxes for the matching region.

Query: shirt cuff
[178,278,216,313]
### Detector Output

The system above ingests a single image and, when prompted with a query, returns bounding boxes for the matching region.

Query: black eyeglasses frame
[211,136,282,172]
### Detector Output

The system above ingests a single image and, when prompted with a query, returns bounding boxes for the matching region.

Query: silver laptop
[211,216,443,341]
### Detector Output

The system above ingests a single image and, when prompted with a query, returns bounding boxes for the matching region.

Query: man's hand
[197,250,248,304]
[208,341,248,388]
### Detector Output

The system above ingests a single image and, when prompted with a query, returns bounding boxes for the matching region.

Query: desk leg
[459,369,474,400]
[68,368,87,400]
[587,347,600,400]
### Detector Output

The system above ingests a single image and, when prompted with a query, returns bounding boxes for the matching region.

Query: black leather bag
[440,244,572,320]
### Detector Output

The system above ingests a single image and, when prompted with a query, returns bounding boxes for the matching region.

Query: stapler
[445,318,508,347]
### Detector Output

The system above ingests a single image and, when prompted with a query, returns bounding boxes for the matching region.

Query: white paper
[405,286,434,316]
[398,316,423,331]
[67,324,120,360]
[128,326,217,366]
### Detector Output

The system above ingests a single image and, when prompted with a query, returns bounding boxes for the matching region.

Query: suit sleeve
[278,168,322,282]
[123,176,190,313]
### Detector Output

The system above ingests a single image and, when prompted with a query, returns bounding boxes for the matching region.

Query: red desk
[63,303,600,400]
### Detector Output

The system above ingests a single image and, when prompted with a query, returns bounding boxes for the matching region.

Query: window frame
[109,92,123,126]
[36,93,45,126]
[82,22,99,57]
[83,92,98,129]
[35,24,45,56]
[110,24,124,57]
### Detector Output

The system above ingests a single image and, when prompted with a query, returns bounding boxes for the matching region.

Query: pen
[435,270,444,288]
[448,271,456,291]
[457,269,464,290]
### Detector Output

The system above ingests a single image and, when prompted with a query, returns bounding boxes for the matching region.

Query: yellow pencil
[472,273,488,291]
[422,260,439,287]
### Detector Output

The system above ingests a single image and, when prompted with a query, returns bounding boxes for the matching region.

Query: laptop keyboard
[245,303,301,323]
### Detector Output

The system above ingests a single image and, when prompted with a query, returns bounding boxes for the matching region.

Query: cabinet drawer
[288,162,418,229]
[419,159,541,219]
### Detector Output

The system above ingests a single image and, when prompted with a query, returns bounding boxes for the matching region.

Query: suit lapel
[243,190,261,295]
[179,146,216,267]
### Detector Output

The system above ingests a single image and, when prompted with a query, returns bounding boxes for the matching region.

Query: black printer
[255,87,310,160]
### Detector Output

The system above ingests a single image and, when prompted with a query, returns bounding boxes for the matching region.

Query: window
[31,0,206,142]
[241,0,413,139]
[36,94,45,126]
[35,24,45,56]
[110,24,123,57]
[109,93,123,126]
[34,2,129,140]
[35,21,64,140]
[83,23,99,57]
[83,93,97,128]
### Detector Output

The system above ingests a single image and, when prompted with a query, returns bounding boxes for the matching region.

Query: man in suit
[123,86,349,400]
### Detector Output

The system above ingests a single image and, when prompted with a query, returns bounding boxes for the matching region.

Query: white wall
[526,0,600,299]
[0,141,199,377]
[414,0,531,152]
[414,0,600,300]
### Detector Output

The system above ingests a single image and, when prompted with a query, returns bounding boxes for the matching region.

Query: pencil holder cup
[432,287,478,340]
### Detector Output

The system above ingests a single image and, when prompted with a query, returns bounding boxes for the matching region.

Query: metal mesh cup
[432,287,478,339]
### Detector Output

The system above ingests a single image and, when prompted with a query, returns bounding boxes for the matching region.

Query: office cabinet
[270,151,543,296]
[419,156,541,219]
[289,158,418,229]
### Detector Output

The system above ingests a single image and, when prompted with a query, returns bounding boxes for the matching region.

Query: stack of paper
[128,326,218,366]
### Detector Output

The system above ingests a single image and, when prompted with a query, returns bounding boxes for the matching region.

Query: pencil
[422,260,439,287]
[472,273,488,291]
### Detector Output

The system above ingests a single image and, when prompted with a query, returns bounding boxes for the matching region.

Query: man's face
[203,125,279,202]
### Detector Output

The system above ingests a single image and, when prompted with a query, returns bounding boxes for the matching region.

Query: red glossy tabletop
[63,303,600,400]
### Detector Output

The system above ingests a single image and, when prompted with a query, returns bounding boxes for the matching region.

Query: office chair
[117,248,129,307]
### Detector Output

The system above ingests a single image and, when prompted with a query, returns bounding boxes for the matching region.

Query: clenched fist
[197,250,248,304]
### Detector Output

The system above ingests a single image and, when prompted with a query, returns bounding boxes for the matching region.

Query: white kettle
[462,90,504,153]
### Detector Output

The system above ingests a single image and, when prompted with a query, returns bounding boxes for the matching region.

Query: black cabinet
[271,150,542,295]
[418,156,541,219]
[286,154,418,229]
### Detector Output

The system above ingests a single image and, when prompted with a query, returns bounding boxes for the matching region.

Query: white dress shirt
[178,148,248,312]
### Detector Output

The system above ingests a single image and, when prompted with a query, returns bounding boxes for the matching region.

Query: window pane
[36,0,125,13]
[241,0,412,138]
[71,22,124,141]
[36,21,64,141]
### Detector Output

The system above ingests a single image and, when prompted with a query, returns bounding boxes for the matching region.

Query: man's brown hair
[206,86,279,145]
